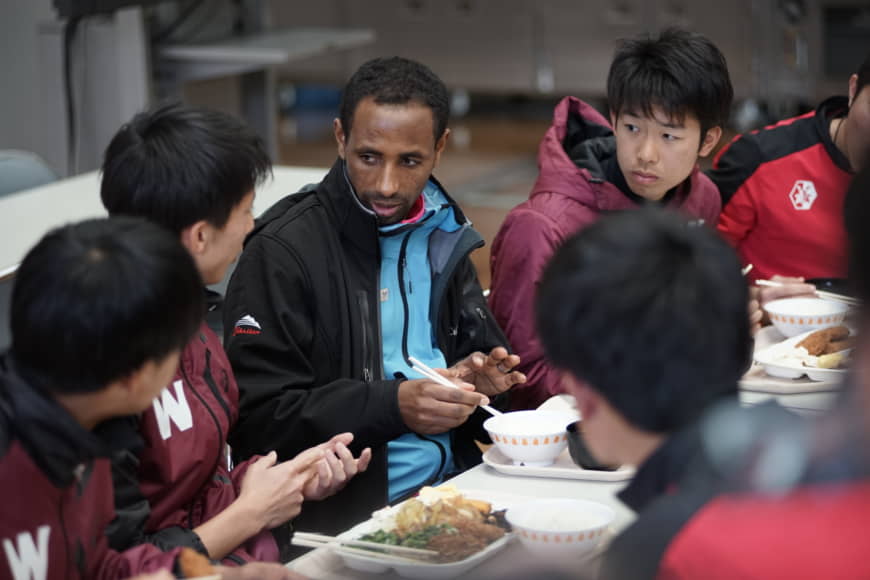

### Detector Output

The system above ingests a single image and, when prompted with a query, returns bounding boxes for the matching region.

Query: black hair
[856,52,870,98]
[339,56,449,143]
[844,154,870,301]
[536,208,750,433]
[607,28,733,139]
[101,102,271,234]
[10,217,204,394]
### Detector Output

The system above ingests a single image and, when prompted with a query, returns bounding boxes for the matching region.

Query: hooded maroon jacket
[0,358,179,580]
[108,322,278,564]
[488,96,722,410]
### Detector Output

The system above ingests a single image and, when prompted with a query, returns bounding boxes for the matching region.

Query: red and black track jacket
[709,97,853,283]
[0,357,179,580]
[107,322,278,565]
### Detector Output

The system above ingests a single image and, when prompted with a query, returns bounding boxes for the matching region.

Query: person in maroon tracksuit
[488,29,732,410]
[99,103,371,564]
[0,217,203,580]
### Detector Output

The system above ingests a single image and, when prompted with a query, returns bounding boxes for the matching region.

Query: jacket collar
[314,158,469,255]
[816,95,852,173]
[0,355,135,487]
[617,421,705,514]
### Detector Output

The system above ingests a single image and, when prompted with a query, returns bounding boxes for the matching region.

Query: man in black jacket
[223,57,525,535]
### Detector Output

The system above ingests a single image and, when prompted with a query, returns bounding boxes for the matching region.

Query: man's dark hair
[855,52,870,99]
[339,56,449,143]
[607,28,733,139]
[101,103,271,234]
[11,217,204,394]
[536,208,750,433]
[844,154,870,301]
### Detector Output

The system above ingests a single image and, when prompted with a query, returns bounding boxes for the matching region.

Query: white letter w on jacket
[3,526,50,580]
[153,380,194,440]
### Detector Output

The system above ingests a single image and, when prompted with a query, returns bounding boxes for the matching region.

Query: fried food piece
[178,547,215,578]
[797,326,850,356]
[426,521,505,562]
[823,337,855,354]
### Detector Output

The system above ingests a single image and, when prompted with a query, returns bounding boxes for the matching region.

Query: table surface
[0,165,328,278]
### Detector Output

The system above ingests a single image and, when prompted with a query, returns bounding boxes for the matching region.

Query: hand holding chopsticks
[409,357,502,417]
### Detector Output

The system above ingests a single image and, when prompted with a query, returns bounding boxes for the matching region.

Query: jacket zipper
[398,233,413,366]
[179,363,224,529]
[58,490,71,580]
[398,231,448,480]
[202,349,232,426]
[357,291,373,382]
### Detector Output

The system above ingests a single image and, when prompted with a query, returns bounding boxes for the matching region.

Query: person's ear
[433,128,450,167]
[609,113,618,131]
[562,373,600,420]
[698,126,723,158]
[848,73,858,108]
[334,118,347,160]
[179,220,210,258]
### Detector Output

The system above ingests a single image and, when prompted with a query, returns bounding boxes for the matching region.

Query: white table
[288,462,635,579]
[0,165,328,281]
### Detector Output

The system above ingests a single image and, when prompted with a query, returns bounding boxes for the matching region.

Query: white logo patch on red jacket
[789,180,818,210]
[153,380,194,440]
[3,526,50,580]
[233,314,262,336]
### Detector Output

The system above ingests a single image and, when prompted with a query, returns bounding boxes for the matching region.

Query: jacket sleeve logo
[152,380,194,440]
[789,180,818,211]
[232,314,262,336]
[3,526,50,580]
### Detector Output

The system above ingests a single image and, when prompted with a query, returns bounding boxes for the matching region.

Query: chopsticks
[408,356,502,416]
[755,279,861,307]
[291,531,438,562]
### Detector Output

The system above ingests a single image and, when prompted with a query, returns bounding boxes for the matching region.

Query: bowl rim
[505,498,616,532]
[762,297,849,315]
[483,410,576,436]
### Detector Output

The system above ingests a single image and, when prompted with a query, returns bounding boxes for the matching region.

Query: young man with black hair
[0,217,202,579]
[489,28,733,410]
[223,56,525,534]
[711,53,870,284]
[536,207,753,579]
[101,103,369,564]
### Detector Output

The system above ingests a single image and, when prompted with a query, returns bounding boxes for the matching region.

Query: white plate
[482,446,634,482]
[334,489,522,579]
[753,326,850,383]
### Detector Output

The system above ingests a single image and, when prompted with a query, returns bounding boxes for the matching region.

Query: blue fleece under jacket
[380,181,462,502]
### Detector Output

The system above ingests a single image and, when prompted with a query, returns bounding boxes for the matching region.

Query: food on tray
[817,351,849,369]
[357,485,510,563]
[177,547,215,578]
[796,326,850,355]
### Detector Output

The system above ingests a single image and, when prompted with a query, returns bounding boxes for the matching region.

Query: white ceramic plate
[754,326,851,382]
[334,489,522,579]
[482,446,634,482]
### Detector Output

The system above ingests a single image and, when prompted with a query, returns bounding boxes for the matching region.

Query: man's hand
[303,432,372,501]
[398,378,488,434]
[758,275,817,306]
[236,448,323,530]
[451,347,526,397]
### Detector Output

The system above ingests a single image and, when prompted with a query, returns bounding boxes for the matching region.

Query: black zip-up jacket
[222,159,509,535]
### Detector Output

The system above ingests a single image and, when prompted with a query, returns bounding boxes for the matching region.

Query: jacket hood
[531,96,614,201]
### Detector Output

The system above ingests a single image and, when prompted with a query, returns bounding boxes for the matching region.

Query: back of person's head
[101,102,271,235]
[607,28,733,138]
[856,52,870,97]
[339,56,449,142]
[844,154,870,301]
[10,217,204,394]
[536,208,750,433]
